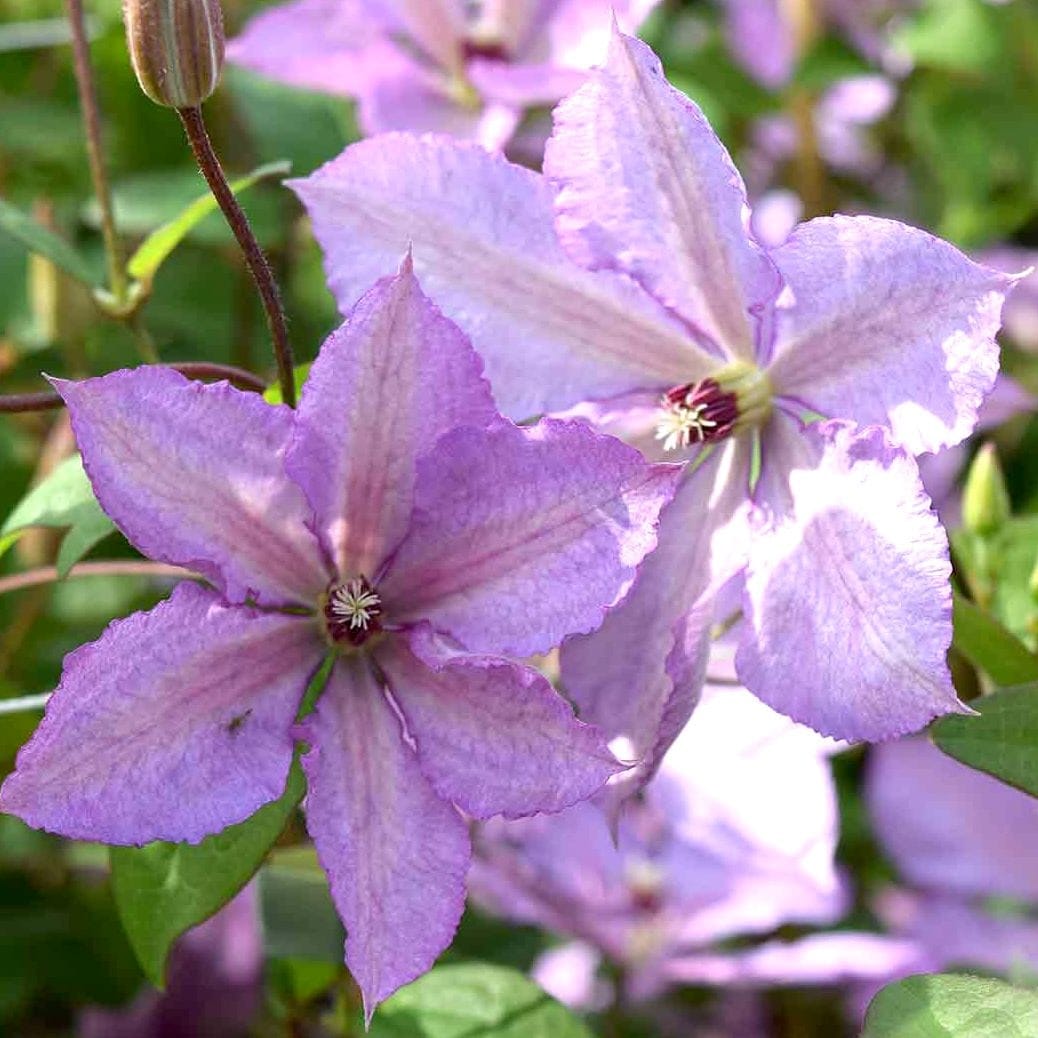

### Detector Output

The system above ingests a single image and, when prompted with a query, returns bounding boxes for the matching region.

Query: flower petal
[381,417,681,656]
[767,215,1012,454]
[287,258,496,579]
[0,582,319,845]
[298,656,468,1018]
[227,0,392,97]
[738,417,966,741]
[376,626,620,820]
[291,134,708,419]
[544,29,782,359]
[560,439,753,801]
[867,736,1038,902]
[54,367,328,607]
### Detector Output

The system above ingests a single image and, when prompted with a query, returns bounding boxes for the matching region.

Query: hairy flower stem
[0,362,269,413]
[177,105,297,406]
[0,561,192,599]
[66,0,127,306]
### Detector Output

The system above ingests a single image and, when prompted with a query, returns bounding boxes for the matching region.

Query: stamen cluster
[325,577,382,646]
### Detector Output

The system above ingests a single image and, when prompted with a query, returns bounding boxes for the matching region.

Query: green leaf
[932,683,1038,798]
[0,197,98,286]
[110,762,305,987]
[951,592,1038,686]
[862,973,1038,1037]
[259,846,344,963]
[126,160,291,285]
[264,363,312,405]
[0,455,116,577]
[369,962,594,1038]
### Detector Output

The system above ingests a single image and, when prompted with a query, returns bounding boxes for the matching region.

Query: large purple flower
[292,30,1014,774]
[0,261,679,1016]
[228,0,659,150]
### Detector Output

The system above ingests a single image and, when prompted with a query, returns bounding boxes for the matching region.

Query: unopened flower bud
[123,0,224,109]
[963,442,1011,537]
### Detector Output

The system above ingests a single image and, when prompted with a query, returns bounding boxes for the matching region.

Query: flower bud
[963,442,1011,537]
[123,0,224,109]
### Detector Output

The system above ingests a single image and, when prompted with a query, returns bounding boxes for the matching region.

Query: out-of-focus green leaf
[110,762,305,987]
[0,197,98,286]
[0,455,115,577]
[932,683,1038,798]
[895,0,1000,72]
[264,363,311,405]
[954,520,1038,650]
[951,592,1038,686]
[259,846,343,963]
[369,962,594,1038]
[862,972,1038,1036]
[126,160,291,284]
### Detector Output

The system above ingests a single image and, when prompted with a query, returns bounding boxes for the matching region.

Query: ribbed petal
[561,439,753,801]
[286,259,496,580]
[0,582,320,845]
[291,134,706,420]
[738,417,967,741]
[54,367,329,608]
[381,417,680,656]
[544,28,782,359]
[377,626,620,820]
[298,655,468,1020]
[767,215,1012,454]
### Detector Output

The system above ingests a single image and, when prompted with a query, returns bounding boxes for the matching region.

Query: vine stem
[0,362,269,413]
[177,105,296,406]
[0,561,191,598]
[65,0,127,305]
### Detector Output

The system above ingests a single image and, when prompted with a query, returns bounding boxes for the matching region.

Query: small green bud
[963,442,1011,537]
[123,0,224,109]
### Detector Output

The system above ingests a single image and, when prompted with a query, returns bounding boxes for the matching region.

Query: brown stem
[66,0,127,305]
[0,561,192,598]
[176,105,296,406]
[0,362,269,413]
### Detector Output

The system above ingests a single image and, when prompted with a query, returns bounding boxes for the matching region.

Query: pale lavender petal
[977,247,1038,350]
[299,655,469,1018]
[545,29,782,359]
[750,189,802,250]
[721,0,795,89]
[767,215,1012,454]
[819,74,897,125]
[377,627,620,819]
[561,440,754,800]
[0,582,319,845]
[287,259,496,580]
[664,932,924,988]
[381,417,680,656]
[359,54,521,148]
[467,58,585,106]
[540,0,663,71]
[530,942,603,1011]
[54,368,328,607]
[227,0,393,96]
[738,417,965,741]
[389,0,465,69]
[291,134,708,419]
[868,736,1038,901]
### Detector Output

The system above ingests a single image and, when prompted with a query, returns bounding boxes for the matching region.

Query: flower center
[655,361,773,452]
[324,577,382,647]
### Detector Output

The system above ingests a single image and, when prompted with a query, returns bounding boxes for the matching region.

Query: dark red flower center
[324,577,382,647]
[655,379,740,451]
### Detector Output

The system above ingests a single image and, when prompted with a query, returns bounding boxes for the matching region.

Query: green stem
[0,692,52,716]
[66,0,127,305]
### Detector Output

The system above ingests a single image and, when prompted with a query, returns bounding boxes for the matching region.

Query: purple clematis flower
[0,261,679,1016]
[472,677,913,1004]
[291,29,1014,785]
[228,0,659,151]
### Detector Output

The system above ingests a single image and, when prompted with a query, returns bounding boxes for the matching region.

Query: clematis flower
[854,735,1038,1010]
[0,261,679,1016]
[227,0,659,151]
[291,29,1014,791]
[472,678,912,1005]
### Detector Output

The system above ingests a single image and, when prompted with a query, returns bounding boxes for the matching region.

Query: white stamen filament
[654,402,717,452]
[329,579,381,631]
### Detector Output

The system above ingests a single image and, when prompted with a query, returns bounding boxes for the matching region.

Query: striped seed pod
[123,0,224,109]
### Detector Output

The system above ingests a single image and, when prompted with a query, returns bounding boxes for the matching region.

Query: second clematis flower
[0,260,680,1017]
[291,29,1016,786]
